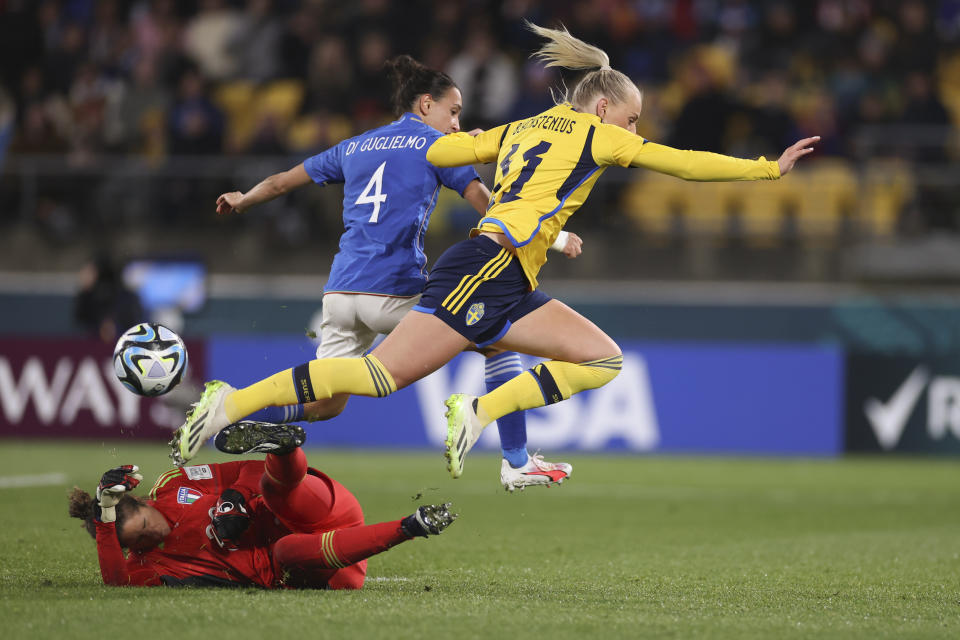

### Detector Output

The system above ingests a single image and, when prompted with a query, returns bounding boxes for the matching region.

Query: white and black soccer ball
[113,323,188,396]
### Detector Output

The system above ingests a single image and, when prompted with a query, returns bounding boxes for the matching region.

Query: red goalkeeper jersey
[94,460,357,588]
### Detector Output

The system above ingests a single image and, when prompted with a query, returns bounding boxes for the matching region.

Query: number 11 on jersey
[357,161,388,222]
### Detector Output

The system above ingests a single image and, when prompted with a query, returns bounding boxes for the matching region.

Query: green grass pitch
[0,440,957,639]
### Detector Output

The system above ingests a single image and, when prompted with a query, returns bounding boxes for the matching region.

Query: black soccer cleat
[400,503,458,538]
[214,421,306,456]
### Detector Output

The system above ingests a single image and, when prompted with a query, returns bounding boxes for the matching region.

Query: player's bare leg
[493,299,622,362]
[368,310,472,389]
[302,394,351,421]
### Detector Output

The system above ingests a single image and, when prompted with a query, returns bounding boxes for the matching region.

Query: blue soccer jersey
[304,114,480,297]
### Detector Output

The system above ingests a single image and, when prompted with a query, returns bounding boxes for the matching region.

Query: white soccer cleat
[443,394,486,479]
[169,380,235,466]
[500,454,573,492]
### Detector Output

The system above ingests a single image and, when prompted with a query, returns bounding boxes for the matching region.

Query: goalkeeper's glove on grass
[95,464,142,523]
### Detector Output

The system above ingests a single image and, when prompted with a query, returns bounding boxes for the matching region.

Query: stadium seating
[213,80,305,151]
[794,160,857,245]
[859,160,914,238]
[621,159,912,246]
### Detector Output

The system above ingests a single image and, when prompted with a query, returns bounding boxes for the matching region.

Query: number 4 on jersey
[357,161,388,222]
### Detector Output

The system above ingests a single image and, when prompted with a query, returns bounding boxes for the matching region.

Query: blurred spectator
[129,0,189,86]
[88,0,129,72]
[0,87,15,172]
[108,56,171,154]
[44,21,88,95]
[278,3,319,80]
[901,70,954,231]
[182,0,243,81]
[667,50,737,152]
[11,67,70,154]
[507,61,559,122]
[901,71,951,128]
[730,71,795,159]
[897,0,939,74]
[305,34,354,113]
[0,0,44,92]
[447,27,518,129]
[73,254,144,343]
[349,30,393,128]
[167,67,223,154]
[246,113,287,154]
[232,0,284,83]
[68,62,121,157]
[743,2,801,74]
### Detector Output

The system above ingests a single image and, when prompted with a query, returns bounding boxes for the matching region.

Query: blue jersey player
[212,56,581,491]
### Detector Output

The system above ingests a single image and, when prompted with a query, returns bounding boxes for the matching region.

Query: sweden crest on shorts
[466,302,485,326]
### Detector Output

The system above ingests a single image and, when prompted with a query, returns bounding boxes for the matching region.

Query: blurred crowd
[1,0,958,161]
[1,0,959,261]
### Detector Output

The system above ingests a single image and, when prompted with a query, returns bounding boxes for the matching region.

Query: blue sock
[244,404,305,424]
[485,352,529,468]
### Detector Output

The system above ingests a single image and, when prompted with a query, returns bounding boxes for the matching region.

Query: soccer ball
[113,323,188,396]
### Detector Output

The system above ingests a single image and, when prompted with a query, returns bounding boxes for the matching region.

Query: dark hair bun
[384,55,457,117]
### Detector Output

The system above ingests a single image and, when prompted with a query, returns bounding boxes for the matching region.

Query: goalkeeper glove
[210,488,252,549]
[95,464,142,524]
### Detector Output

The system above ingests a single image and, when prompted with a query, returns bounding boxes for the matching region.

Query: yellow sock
[476,356,622,424]
[224,355,396,422]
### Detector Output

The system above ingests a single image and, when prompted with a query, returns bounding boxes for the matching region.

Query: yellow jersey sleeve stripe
[441,248,510,312]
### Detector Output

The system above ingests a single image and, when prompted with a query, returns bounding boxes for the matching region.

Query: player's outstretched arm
[94,465,142,585]
[601,125,818,182]
[777,136,820,175]
[216,163,312,215]
[462,179,492,214]
[427,124,510,167]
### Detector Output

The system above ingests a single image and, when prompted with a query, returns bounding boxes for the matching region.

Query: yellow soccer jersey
[427,103,781,288]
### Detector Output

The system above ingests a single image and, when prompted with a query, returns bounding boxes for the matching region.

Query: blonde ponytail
[527,21,610,71]
[525,21,639,110]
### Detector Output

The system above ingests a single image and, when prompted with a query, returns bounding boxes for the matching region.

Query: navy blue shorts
[412,236,551,347]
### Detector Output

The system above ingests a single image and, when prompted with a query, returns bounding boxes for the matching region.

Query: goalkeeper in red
[68,423,456,589]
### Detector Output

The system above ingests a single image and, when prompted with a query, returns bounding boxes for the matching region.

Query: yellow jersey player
[170,22,818,482]
[437,95,782,289]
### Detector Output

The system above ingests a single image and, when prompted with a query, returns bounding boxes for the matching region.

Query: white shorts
[315,292,420,359]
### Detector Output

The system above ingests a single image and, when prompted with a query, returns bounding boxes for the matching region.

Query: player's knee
[361,355,398,396]
[583,353,623,386]
[589,355,622,387]
[327,562,367,590]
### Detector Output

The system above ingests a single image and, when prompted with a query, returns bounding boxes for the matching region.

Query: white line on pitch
[0,472,68,489]
[368,576,410,582]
